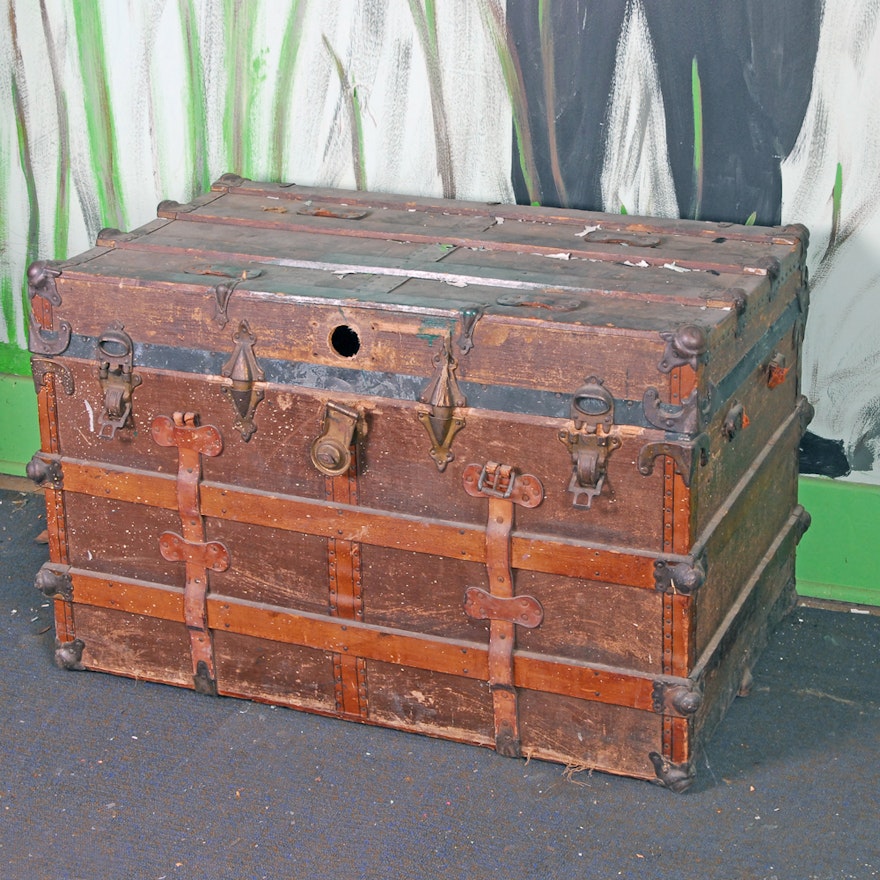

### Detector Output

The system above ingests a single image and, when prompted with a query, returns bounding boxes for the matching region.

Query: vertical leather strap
[485,494,520,755]
[463,462,544,757]
[152,413,226,695]
[326,449,368,720]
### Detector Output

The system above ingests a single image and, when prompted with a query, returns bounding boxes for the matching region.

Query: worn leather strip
[150,414,225,694]
[462,588,543,629]
[57,459,662,589]
[463,464,547,758]
[485,494,520,756]
[326,450,368,719]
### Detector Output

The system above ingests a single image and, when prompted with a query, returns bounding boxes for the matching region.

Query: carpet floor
[1,487,878,880]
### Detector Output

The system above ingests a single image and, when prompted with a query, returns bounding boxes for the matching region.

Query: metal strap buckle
[477,462,515,498]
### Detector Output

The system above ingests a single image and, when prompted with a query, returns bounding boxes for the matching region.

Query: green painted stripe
[691,56,703,221]
[480,0,540,205]
[72,1,127,229]
[179,0,211,194]
[323,34,367,191]
[39,0,71,258]
[270,0,305,182]
[798,476,880,606]
[7,13,38,350]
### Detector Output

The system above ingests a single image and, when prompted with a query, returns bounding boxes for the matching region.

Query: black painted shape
[507,0,822,224]
[799,430,851,478]
[506,0,627,209]
[640,0,822,225]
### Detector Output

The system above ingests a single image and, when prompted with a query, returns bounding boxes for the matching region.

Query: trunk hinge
[27,261,71,356]
[463,462,544,757]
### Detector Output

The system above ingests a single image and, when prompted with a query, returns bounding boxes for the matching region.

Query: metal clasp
[96,324,141,440]
[310,403,361,477]
[417,335,467,472]
[558,377,621,509]
[477,462,515,498]
[220,320,265,441]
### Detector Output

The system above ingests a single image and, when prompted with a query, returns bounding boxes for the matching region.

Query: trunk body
[28,176,811,789]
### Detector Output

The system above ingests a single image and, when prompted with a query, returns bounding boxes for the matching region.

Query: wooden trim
[58,458,663,589]
[66,567,691,715]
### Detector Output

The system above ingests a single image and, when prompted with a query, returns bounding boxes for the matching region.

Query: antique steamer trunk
[28,175,811,790]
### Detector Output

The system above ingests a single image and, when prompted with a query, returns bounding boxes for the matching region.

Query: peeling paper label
[663,262,691,272]
[576,225,601,238]
[623,259,650,268]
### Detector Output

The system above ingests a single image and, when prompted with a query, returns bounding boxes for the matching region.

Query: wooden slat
[211,179,805,249]
[67,567,678,713]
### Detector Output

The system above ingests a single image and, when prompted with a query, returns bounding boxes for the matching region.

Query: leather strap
[463,463,544,757]
[326,449,368,719]
[152,413,226,694]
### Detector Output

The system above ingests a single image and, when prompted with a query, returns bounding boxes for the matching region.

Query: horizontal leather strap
[66,567,690,715]
[57,458,660,589]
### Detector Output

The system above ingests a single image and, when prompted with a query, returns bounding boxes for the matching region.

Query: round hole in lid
[330,324,361,358]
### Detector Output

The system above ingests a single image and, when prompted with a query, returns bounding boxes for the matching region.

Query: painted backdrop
[2,0,880,484]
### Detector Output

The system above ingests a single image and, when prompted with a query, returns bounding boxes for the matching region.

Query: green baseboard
[0,370,877,605]
[0,371,40,477]
[797,476,880,607]
[0,342,32,376]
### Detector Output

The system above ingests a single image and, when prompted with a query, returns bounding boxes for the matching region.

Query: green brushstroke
[222,0,268,178]
[745,211,757,226]
[0,143,12,348]
[691,56,703,221]
[7,10,39,350]
[829,161,843,248]
[72,2,127,230]
[620,204,628,215]
[39,0,70,258]
[223,0,253,175]
[538,0,566,205]
[480,0,541,205]
[323,35,367,191]
[407,0,455,198]
[270,0,306,181]
[179,0,211,194]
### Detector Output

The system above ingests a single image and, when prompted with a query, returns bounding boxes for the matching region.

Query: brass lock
[417,335,467,472]
[220,320,265,442]
[558,377,621,509]
[310,403,361,477]
[96,325,141,440]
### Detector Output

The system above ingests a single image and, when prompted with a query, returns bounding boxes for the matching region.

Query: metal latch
[96,324,141,440]
[558,377,621,509]
[310,403,361,477]
[417,336,467,472]
[220,320,265,441]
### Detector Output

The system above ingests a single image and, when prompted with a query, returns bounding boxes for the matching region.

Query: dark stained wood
[213,630,337,714]
[73,605,193,686]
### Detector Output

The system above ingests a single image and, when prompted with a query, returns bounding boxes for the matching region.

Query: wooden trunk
[28,175,811,790]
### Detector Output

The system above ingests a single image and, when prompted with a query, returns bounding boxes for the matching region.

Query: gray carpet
[1,486,878,880]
